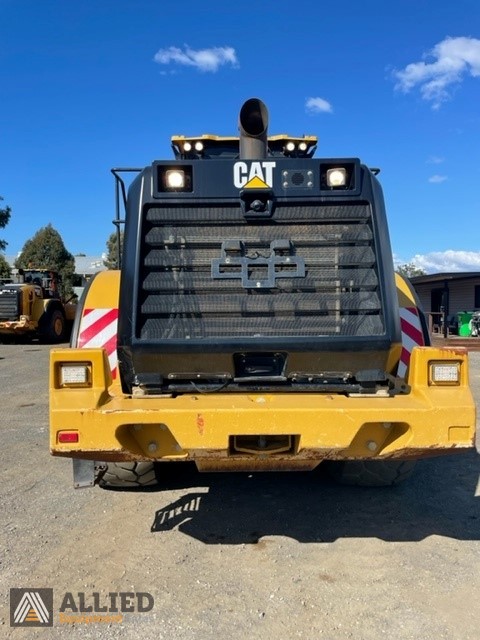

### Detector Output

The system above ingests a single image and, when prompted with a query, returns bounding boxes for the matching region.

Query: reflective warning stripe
[78,308,119,378]
[398,307,425,378]
[76,305,425,382]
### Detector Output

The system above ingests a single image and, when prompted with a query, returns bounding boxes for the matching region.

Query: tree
[104,229,123,269]
[0,195,12,252]
[0,254,11,280]
[15,224,75,296]
[396,262,426,278]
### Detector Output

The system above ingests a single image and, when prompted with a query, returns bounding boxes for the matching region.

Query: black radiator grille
[0,290,19,321]
[137,203,385,339]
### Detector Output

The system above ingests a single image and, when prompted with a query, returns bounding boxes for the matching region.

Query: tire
[39,308,66,343]
[325,460,416,487]
[98,462,158,489]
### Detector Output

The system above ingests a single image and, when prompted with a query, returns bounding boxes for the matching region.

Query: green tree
[104,229,123,269]
[0,195,12,251]
[15,224,75,296]
[0,254,11,280]
[396,262,426,278]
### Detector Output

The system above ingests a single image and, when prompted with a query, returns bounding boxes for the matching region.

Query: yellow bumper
[49,346,476,472]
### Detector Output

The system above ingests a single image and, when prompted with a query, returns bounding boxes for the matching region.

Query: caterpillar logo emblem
[233,161,276,189]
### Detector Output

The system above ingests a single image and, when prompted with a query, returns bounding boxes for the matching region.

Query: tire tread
[99,462,158,488]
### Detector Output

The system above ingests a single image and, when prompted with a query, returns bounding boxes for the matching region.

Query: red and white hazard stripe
[75,305,425,381]
[78,308,119,378]
[398,306,425,379]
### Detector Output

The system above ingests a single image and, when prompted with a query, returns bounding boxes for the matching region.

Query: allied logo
[233,161,276,189]
[10,589,53,627]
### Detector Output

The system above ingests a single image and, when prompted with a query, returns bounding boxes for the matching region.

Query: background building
[410,272,480,336]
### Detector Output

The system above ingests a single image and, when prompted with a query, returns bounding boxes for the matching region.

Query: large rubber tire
[98,462,158,489]
[39,308,66,343]
[326,460,416,487]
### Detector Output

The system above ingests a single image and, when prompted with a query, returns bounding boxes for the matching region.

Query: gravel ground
[0,343,479,639]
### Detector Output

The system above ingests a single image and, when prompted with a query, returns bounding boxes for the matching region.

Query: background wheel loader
[0,268,76,342]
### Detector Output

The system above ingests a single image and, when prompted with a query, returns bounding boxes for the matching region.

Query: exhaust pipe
[239,98,269,159]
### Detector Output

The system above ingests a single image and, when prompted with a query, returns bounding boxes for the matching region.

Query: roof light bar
[171,134,318,160]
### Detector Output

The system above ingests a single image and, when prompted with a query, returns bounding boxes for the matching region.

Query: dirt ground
[0,342,479,639]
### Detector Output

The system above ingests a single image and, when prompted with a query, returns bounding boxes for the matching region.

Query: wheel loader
[49,99,476,488]
[0,268,75,342]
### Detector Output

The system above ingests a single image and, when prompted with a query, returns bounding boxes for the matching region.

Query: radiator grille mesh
[0,290,19,321]
[137,203,384,339]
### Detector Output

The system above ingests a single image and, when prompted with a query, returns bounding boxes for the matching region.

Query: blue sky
[1,0,480,272]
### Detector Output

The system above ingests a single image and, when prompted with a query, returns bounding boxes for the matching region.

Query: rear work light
[429,362,461,385]
[157,165,193,192]
[283,139,311,157]
[179,140,203,153]
[165,170,185,189]
[320,162,357,191]
[326,167,347,187]
[59,364,91,387]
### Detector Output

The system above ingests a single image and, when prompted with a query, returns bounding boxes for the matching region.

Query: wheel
[39,308,66,343]
[98,462,158,489]
[325,460,416,487]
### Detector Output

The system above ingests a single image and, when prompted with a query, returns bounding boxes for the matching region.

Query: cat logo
[233,161,276,189]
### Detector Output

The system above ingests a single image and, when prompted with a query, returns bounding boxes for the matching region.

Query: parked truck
[0,268,75,342]
[49,99,476,489]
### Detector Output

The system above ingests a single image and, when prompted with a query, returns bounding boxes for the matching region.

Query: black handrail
[110,168,142,269]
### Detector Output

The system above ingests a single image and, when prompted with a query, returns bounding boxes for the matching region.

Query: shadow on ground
[150,451,480,544]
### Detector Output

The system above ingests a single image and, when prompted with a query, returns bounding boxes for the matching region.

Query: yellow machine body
[49,270,476,473]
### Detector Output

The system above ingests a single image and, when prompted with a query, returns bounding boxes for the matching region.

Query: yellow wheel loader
[0,269,75,342]
[49,99,476,489]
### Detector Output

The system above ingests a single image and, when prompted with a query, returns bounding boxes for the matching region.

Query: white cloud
[428,174,448,183]
[407,250,480,273]
[427,155,444,164]
[393,36,480,109]
[305,97,333,114]
[153,45,238,73]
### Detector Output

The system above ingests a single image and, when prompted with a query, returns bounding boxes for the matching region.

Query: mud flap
[72,459,107,489]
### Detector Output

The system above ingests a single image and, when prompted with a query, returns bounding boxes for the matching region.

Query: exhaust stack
[238,98,269,159]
